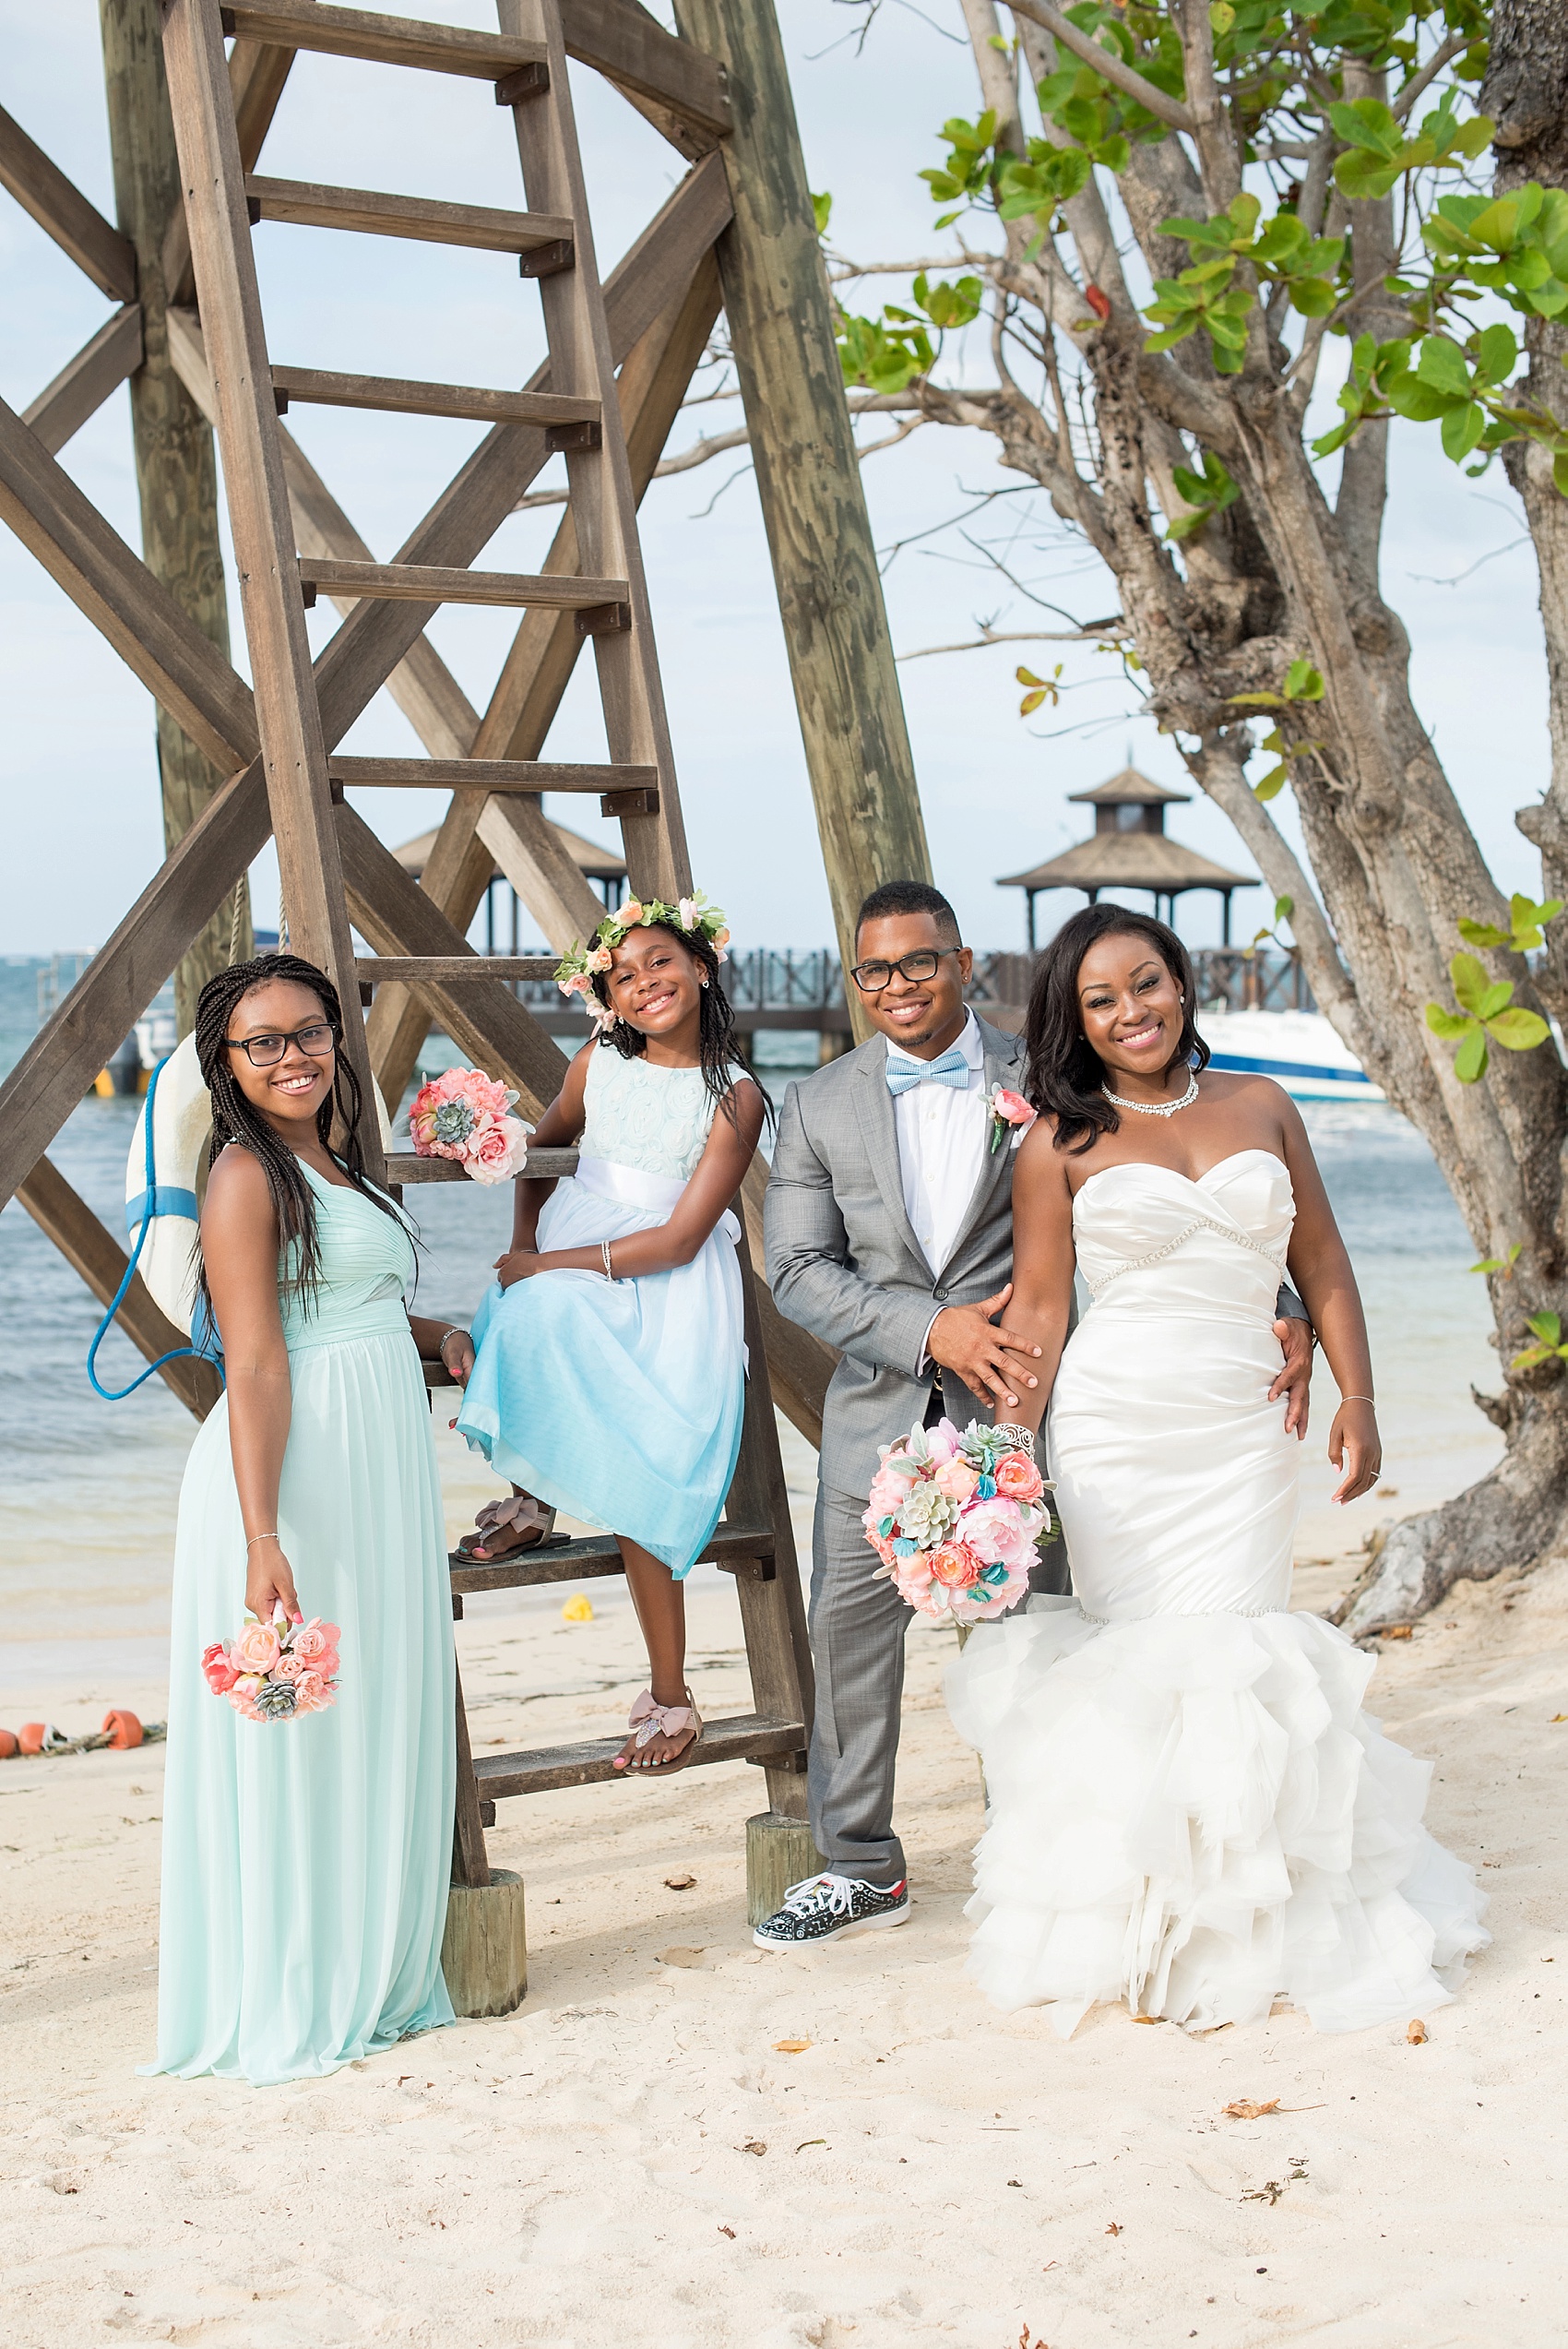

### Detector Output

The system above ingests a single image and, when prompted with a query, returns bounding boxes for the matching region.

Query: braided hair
[194,952,407,1313]
[590,923,773,1129]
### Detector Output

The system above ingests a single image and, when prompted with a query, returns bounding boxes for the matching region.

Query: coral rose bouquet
[202,1606,341,1723]
[862,1418,1052,1625]
[409,1066,530,1185]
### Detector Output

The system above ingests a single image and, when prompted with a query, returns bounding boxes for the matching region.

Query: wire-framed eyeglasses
[849,948,960,994]
[225,1020,339,1068]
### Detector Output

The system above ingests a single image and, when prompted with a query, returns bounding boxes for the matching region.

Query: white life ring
[125,1033,396,1339]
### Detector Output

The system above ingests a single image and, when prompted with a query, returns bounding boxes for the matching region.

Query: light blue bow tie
[886,1045,970,1096]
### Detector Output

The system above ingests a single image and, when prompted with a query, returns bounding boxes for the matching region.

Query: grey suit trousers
[809,1456,1072,1890]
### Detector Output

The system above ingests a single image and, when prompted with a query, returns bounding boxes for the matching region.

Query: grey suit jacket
[765,1017,1028,1504]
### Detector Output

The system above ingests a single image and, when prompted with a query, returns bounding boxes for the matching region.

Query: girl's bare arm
[201,1147,300,1621]
[496,1079,766,1285]
[508,1043,593,1252]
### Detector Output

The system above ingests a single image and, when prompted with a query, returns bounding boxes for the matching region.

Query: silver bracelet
[601,1240,616,1282]
[245,1532,280,1550]
[1341,1395,1376,1408]
[437,1325,467,1359]
[992,1424,1035,1458]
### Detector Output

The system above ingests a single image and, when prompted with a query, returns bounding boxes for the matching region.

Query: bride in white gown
[947,907,1489,2036]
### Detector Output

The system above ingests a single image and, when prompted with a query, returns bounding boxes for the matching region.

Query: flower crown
[554,891,731,1033]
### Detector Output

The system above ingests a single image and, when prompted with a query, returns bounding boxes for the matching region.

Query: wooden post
[99,0,251,1034]
[671,0,931,1039]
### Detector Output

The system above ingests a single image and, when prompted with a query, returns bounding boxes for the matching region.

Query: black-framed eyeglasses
[849,948,960,994]
[225,1021,339,1068]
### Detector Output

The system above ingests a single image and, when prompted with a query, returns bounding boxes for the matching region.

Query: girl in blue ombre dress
[455,898,766,1777]
[148,955,464,2087]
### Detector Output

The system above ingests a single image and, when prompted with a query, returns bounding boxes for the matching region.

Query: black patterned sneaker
[752,1873,910,1950]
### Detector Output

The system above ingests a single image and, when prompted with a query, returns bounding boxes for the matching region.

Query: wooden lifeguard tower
[999,766,1256,949]
[0,0,934,2013]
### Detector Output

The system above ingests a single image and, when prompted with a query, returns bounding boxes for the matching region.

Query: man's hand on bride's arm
[928,1283,1043,1414]
[1329,1398,1381,1503]
[1268,1312,1313,1439]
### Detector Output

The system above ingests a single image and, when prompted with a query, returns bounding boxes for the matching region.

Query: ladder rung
[391,1146,581,1188]
[298,557,627,612]
[450,1523,778,1595]
[271,366,598,431]
[245,175,574,259]
[474,1714,807,1798]
[329,756,654,794]
[220,3,548,83]
[356,954,555,982]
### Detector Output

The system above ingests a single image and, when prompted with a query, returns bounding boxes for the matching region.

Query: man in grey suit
[755,881,1313,1950]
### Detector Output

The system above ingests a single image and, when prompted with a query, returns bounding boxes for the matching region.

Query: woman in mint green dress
[147,954,468,2087]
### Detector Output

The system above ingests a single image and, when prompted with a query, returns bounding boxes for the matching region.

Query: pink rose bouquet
[409,1066,530,1186]
[861,1417,1052,1625]
[203,1607,340,1723]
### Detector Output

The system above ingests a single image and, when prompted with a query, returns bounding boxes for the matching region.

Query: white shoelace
[778,1873,859,1917]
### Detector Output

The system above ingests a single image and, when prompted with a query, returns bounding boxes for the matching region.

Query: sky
[0,0,1550,967]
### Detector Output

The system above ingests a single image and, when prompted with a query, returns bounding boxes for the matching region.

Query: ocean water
[0,1060,1502,1699]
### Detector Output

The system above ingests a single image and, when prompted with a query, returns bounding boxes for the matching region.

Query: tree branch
[898,620,1125,658]
[1004,0,1198,133]
[1391,30,1470,120]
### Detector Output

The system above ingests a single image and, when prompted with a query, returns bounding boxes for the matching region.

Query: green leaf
[1417,338,1472,398]
[1425,1003,1475,1039]
[1274,895,1294,923]
[1252,763,1289,801]
[1457,917,1511,948]
[1442,402,1487,461]
[1476,322,1519,383]
[1451,952,1492,1014]
[1388,376,1458,423]
[1475,979,1516,1021]
[1329,98,1401,160]
[1289,277,1338,318]
[1484,1006,1551,1050]
[1283,659,1324,701]
[1454,1026,1490,1082]
[811,190,833,236]
[1527,1312,1563,1347]
[1470,1242,1522,1276]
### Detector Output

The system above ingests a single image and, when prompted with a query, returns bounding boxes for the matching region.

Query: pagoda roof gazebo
[999,766,1256,948]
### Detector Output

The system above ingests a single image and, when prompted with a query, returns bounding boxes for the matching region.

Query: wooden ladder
[157,0,817,1980]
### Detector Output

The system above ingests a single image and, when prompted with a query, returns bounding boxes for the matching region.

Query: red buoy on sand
[18,1723,51,1755]
[0,1729,17,1759]
[101,1710,143,1750]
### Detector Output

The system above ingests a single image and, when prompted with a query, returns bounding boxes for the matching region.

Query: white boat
[1194,1008,1384,1103]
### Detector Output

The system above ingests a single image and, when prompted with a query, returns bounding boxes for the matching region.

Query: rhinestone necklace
[1101,1069,1200,1119]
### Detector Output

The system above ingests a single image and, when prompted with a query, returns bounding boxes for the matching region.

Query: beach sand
[3,1410,1567,2349]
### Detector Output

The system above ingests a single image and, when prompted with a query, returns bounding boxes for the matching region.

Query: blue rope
[87,1054,210,1401]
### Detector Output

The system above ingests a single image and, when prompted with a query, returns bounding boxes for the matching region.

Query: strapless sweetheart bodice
[1071,1148,1294,1321]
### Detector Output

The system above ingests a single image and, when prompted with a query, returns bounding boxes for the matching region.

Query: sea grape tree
[822,0,1568,1628]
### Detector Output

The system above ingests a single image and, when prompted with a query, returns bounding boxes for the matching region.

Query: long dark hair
[1022,905,1210,1157]
[195,952,408,1311]
[590,922,774,1130]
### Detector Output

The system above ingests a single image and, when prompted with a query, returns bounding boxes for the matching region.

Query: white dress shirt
[886,1009,989,1277]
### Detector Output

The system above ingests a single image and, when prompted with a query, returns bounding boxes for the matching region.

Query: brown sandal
[457,1493,557,1561]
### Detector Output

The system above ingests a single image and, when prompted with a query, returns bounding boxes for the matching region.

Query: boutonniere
[986,1083,1039,1155]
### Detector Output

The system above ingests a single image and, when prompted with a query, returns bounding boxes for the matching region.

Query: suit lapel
[853,1040,929,1270]
[936,1018,1025,1278]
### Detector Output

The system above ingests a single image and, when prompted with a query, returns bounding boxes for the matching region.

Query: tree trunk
[101,0,248,1035]
[1336,3,1568,1632]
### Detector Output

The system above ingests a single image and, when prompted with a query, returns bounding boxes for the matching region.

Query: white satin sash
[573,1152,741,1244]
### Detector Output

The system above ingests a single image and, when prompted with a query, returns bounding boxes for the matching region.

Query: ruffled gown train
[946,1150,1488,2036]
